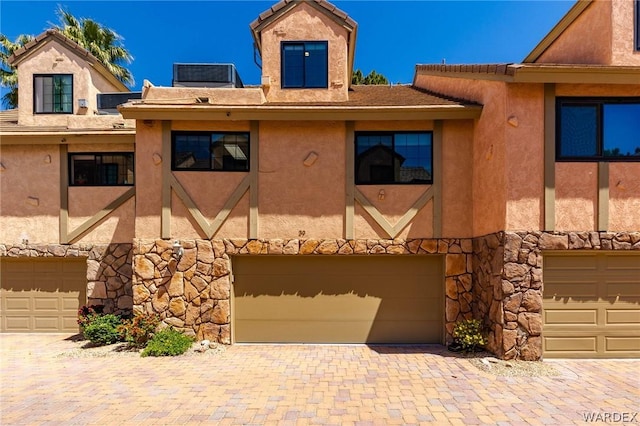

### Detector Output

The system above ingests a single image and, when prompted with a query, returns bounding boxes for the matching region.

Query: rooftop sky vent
[172,63,244,88]
[97,92,142,114]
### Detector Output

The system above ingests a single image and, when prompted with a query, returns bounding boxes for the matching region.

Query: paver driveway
[1,334,638,425]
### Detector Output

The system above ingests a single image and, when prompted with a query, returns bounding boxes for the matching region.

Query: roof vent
[172,63,243,88]
[97,92,142,114]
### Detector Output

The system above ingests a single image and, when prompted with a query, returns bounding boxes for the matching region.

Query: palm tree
[0,34,33,108]
[54,7,134,86]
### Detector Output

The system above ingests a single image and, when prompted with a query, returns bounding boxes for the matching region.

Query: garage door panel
[606,282,640,297]
[606,310,640,324]
[233,256,443,344]
[544,309,597,325]
[605,337,640,352]
[3,296,31,311]
[1,258,86,333]
[544,336,597,352]
[4,316,31,331]
[543,253,640,358]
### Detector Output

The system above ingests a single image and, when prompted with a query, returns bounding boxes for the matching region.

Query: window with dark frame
[636,0,640,51]
[172,132,250,171]
[34,74,72,113]
[556,98,640,161]
[355,132,433,185]
[69,153,134,186]
[281,41,328,89]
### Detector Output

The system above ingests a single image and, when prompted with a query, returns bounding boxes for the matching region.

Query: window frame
[556,97,640,162]
[636,0,640,51]
[171,131,251,172]
[355,131,434,185]
[281,41,328,89]
[33,74,73,114]
[68,152,135,187]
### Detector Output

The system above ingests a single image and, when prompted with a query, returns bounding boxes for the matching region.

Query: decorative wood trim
[168,174,213,237]
[169,174,251,239]
[249,121,259,239]
[345,121,355,239]
[598,162,609,231]
[161,121,172,239]
[66,188,135,243]
[432,120,443,238]
[544,83,556,231]
[59,144,69,244]
[354,187,434,239]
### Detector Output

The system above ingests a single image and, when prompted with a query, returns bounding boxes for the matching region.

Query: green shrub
[77,304,105,331]
[141,327,194,357]
[452,319,487,353]
[119,312,161,348]
[83,314,124,345]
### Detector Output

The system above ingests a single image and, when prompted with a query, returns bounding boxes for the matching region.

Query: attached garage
[232,255,443,344]
[1,258,86,332]
[543,252,640,358]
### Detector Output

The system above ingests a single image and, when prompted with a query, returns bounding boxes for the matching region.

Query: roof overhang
[0,130,135,145]
[119,103,481,121]
[250,0,357,89]
[523,0,593,63]
[415,64,640,85]
[9,29,129,92]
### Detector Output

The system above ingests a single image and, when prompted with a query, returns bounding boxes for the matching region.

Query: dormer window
[281,41,328,88]
[34,74,73,114]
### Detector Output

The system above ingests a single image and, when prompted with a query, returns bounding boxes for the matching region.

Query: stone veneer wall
[473,231,640,361]
[0,243,134,316]
[132,238,474,343]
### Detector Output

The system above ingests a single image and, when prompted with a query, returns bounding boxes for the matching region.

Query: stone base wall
[473,231,640,361]
[0,243,134,316]
[132,238,474,343]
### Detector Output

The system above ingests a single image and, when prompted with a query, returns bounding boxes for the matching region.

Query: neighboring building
[1,0,638,360]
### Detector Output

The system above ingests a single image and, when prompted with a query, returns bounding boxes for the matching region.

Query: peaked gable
[9,29,128,92]
[524,0,640,66]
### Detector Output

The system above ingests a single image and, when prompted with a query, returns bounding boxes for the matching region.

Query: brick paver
[1,334,638,425]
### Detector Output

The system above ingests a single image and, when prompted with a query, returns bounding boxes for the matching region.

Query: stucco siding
[259,2,350,102]
[555,162,598,231]
[16,40,124,126]
[134,121,163,239]
[609,163,640,231]
[504,84,544,231]
[536,0,612,65]
[0,144,60,243]
[258,121,345,239]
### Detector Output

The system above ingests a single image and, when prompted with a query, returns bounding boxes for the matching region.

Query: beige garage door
[232,256,443,344]
[543,253,640,358]
[1,258,86,332]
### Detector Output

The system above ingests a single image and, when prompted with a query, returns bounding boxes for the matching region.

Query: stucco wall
[555,163,598,231]
[413,74,507,236]
[536,0,612,65]
[259,2,350,102]
[259,121,345,239]
[134,120,163,239]
[610,163,640,231]
[504,84,544,231]
[0,144,60,243]
[68,187,135,243]
[16,39,124,126]
[610,0,640,66]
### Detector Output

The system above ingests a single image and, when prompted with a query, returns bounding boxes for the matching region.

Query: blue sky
[1,0,574,91]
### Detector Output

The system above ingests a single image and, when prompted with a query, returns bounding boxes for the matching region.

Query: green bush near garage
[141,327,194,357]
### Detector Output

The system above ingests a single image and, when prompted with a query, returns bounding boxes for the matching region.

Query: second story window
[172,132,250,171]
[355,132,433,185]
[636,0,640,51]
[34,74,72,114]
[281,41,328,89]
[70,153,134,186]
[557,98,640,161]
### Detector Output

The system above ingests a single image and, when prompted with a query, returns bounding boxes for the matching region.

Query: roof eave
[522,0,594,63]
[119,104,482,121]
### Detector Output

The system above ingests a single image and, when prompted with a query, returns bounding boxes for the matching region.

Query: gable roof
[522,0,593,63]
[250,0,358,88]
[8,29,128,92]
